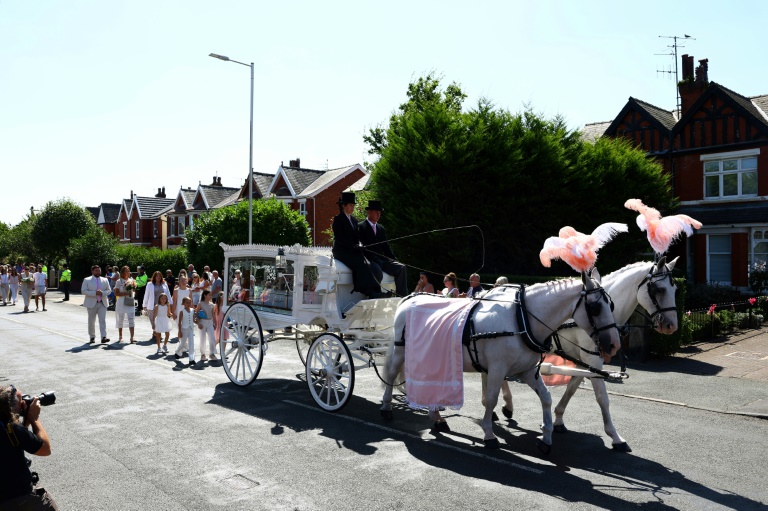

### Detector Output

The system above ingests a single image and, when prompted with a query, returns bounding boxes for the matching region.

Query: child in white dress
[153,293,173,355]
[175,297,196,366]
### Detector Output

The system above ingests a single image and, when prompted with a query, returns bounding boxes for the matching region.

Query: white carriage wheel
[305,333,355,412]
[220,302,265,386]
[296,321,327,366]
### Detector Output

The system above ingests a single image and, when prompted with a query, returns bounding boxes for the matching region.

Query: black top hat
[338,192,356,205]
[365,200,383,212]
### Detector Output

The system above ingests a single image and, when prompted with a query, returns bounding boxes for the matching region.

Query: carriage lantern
[275,247,286,272]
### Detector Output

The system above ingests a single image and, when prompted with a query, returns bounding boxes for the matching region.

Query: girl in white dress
[153,293,173,355]
[175,296,196,366]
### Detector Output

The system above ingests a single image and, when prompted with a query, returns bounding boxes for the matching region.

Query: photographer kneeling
[0,385,58,510]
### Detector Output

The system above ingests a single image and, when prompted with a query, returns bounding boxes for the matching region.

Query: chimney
[289,158,300,168]
[130,190,133,199]
[678,54,709,117]
[155,187,166,198]
[210,175,219,186]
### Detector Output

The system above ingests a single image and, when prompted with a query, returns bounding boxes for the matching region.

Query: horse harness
[462,283,617,377]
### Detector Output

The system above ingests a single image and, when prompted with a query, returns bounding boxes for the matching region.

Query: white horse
[486,257,679,452]
[380,271,621,453]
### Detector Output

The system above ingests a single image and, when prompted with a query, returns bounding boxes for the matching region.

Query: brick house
[586,56,768,290]
[96,203,122,237]
[115,188,174,248]
[266,158,368,246]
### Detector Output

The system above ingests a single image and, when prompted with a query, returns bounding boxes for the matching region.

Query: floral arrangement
[123,279,136,292]
[21,276,34,284]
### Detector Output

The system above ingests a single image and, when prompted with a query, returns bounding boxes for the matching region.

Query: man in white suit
[82,264,111,344]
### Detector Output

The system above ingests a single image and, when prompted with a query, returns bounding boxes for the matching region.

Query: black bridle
[570,285,617,343]
[637,263,677,326]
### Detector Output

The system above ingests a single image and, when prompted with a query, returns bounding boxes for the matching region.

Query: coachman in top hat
[331,192,387,298]
[358,200,407,296]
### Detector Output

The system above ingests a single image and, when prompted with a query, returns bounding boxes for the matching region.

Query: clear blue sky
[1,0,765,226]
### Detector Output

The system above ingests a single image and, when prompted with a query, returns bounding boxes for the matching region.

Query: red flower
[749,297,757,306]
[708,304,716,315]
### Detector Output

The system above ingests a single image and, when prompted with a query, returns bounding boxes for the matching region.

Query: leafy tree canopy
[1,217,39,264]
[365,74,673,281]
[67,226,119,279]
[32,199,96,264]
[185,198,312,271]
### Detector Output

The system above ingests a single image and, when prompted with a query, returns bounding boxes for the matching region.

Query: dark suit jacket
[358,220,396,261]
[332,213,361,253]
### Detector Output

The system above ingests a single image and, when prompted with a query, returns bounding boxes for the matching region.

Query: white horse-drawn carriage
[219,242,401,412]
[217,199,697,453]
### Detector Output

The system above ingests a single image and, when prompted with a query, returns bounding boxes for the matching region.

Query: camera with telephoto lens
[20,391,56,415]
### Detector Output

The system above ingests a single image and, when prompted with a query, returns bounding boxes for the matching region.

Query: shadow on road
[208,378,765,510]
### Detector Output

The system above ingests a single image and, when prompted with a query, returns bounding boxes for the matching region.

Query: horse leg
[553,376,583,433]
[481,374,513,421]
[520,369,553,455]
[480,370,505,449]
[380,345,405,420]
[591,377,631,452]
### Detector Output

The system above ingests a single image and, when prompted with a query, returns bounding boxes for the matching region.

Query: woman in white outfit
[0,266,9,306]
[113,266,136,343]
[195,290,216,362]
[20,266,34,312]
[172,275,191,321]
[8,267,19,306]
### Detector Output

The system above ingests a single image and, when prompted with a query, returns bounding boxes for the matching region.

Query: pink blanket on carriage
[404,297,475,409]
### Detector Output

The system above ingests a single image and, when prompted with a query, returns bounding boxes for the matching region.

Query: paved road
[1,291,767,510]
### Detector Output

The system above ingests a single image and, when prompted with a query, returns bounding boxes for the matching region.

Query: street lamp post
[209,52,254,245]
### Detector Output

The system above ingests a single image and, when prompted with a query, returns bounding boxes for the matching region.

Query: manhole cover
[725,351,767,360]
[222,474,259,490]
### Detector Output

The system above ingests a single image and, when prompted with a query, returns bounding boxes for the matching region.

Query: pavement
[10,288,768,420]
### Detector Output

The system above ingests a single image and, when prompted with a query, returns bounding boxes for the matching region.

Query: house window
[122,221,128,240]
[754,230,768,267]
[708,234,731,284]
[135,220,140,239]
[170,218,176,237]
[153,220,158,238]
[299,201,307,216]
[178,218,185,235]
[703,156,758,199]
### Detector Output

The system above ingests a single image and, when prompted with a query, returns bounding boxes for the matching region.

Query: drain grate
[222,474,260,490]
[725,351,767,360]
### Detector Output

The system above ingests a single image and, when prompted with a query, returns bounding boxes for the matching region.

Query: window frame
[701,149,759,200]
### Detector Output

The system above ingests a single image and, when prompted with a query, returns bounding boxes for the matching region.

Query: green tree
[365,75,673,278]
[1,217,39,264]
[185,198,311,271]
[67,227,119,279]
[32,199,96,264]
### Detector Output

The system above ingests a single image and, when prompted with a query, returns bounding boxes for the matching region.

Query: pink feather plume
[624,199,702,254]
[540,223,628,273]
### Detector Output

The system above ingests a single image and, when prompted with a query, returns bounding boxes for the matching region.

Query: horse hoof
[553,424,568,434]
[612,442,632,453]
[536,439,552,455]
[491,411,499,422]
[380,410,393,421]
[484,438,500,449]
[501,406,513,419]
[433,421,450,433]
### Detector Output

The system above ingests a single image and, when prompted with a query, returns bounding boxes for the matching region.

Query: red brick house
[586,56,768,290]
[115,189,174,248]
[96,203,122,237]
[267,159,368,246]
